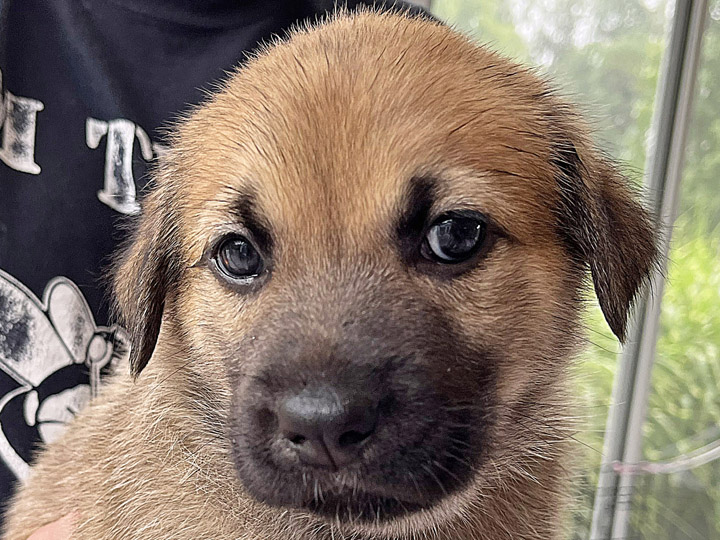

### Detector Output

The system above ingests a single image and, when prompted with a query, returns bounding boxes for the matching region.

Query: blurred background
[418,0,720,538]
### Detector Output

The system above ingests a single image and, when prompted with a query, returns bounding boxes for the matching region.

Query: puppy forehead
[178,12,558,256]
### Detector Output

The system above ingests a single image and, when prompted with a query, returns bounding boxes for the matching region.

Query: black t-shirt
[0,0,427,511]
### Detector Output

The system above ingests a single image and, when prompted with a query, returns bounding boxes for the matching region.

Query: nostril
[338,428,373,448]
[289,434,307,445]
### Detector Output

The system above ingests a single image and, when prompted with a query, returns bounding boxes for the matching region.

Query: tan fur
[3,9,656,540]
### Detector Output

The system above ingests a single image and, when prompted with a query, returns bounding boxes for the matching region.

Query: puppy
[3,9,656,540]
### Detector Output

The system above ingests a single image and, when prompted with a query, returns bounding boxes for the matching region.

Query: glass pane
[430,1,673,537]
[631,3,720,538]
[631,461,720,539]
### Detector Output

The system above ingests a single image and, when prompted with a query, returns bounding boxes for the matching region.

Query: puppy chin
[248,472,484,540]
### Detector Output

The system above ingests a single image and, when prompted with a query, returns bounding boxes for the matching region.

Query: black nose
[278,386,378,470]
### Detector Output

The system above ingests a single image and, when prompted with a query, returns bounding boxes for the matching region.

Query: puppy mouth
[253,464,453,523]
[303,487,427,522]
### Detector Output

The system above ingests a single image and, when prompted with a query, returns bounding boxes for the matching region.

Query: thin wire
[612,436,720,475]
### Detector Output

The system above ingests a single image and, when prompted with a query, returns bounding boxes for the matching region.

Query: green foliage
[681,3,720,230]
[632,216,720,539]
[432,0,531,61]
[432,0,720,538]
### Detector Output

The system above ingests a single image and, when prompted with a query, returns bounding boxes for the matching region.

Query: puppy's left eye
[422,212,487,263]
[213,235,264,280]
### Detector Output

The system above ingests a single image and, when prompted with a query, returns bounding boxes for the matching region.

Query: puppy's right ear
[112,176,182,377]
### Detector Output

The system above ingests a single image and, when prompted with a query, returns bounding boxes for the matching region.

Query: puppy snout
[277,386,379,470]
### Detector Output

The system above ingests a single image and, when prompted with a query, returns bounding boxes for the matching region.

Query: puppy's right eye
[213,235,264,281]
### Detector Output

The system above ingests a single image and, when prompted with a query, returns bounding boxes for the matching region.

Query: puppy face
[113,11,656,537]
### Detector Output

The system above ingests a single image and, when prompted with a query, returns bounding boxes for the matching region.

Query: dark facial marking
[395,175,436,262]
[231,192,274,257]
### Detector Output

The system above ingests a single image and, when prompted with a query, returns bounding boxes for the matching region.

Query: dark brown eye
[422,212,487,263]
[214,235,263,280]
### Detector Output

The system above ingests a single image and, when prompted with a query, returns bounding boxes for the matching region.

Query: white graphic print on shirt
[0,270,128,480]
[0,67,166,215]
[86,117,167,216]
[0,69,45,175]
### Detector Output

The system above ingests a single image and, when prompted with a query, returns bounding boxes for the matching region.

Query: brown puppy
[3,9,656,540]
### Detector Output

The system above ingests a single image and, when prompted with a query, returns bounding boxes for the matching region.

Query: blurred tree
[679,2,720,230]
[432,0,530,60]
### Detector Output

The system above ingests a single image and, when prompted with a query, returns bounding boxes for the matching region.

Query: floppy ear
[552,138,658,342]
[112,176,183,376]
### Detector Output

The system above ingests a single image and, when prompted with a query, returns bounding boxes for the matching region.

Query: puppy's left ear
[553,137,658,342]
[112,175,183,377]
